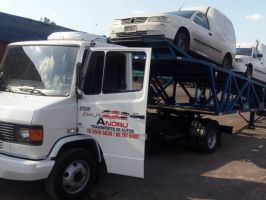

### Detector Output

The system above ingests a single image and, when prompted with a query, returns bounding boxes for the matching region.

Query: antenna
[179,0,189,11]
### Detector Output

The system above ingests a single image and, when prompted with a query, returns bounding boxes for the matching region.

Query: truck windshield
[166,11,195,18]
[0,45,78,96]
[236,48,252,56]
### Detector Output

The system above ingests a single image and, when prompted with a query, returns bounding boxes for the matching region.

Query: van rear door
[78,47,151,178]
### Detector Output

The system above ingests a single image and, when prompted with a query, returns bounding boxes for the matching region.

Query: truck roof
[8,31,118,48]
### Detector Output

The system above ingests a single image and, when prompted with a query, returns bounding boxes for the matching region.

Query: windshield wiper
[17,86,46,96]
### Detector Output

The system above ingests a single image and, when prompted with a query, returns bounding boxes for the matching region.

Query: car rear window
[166,11,195,18]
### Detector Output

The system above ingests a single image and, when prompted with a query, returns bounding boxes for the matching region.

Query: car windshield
[236,48,252,56]
[165,11,195,18]
[0,45,78,96]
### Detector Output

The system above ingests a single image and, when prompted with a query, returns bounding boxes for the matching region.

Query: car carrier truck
[0,32,265,200]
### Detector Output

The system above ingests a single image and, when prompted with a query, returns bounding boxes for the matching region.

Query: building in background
[0,12,74,60]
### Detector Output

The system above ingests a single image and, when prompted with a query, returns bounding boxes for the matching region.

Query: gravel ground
[1,115,266,200]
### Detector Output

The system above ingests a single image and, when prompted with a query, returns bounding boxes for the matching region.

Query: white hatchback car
[110,7,236,68]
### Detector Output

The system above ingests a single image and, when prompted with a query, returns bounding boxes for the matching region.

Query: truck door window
[102,51,146,94]
[193,13,210,30]
[83,51,104,95]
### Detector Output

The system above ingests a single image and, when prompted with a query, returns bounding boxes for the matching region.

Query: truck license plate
[125,25,137,32]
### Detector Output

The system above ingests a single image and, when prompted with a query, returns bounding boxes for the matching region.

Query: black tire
[45,148,97,200]
[245,65,253,79]
[197,120,220,154]
[175,31,189,53]
[222,55,232,69]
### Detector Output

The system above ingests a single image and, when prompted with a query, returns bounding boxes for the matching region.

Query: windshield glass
[165,11,195,18]
[0,45,78,96]
[236,48,252,56]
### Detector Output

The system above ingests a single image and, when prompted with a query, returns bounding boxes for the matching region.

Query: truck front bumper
[0,153,55,181]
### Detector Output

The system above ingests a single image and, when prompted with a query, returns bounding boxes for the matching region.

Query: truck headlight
[148,16,169,23]
[16,127,43,145]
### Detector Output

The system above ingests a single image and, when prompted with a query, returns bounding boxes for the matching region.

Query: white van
[110,6,236,68]
[233,42,266,81]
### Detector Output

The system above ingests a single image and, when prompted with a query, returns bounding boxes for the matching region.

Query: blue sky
[0,0,266,43]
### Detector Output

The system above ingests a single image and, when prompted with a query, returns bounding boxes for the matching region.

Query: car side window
[193,13,210,30]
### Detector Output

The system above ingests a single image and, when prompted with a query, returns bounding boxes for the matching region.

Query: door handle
[208,32,213,36]
[130,114,145,119]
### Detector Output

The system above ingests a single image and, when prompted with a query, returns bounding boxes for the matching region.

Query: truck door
[78,48,151,178]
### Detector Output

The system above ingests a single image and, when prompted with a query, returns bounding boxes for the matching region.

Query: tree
[40,17,56,25]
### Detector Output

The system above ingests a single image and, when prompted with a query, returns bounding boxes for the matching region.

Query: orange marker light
[29,129,43,142]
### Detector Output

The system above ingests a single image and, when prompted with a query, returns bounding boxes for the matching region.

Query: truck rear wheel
[188,119,221,154]
[45,148,96,200]
[197,120,220,154]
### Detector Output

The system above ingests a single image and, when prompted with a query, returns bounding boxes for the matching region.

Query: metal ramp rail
[111,36,266,125]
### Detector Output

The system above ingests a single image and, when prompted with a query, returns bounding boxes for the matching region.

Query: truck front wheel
[45,148,96,200]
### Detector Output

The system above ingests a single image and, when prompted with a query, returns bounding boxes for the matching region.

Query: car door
[191,12,213,58]
[78,47,151,178]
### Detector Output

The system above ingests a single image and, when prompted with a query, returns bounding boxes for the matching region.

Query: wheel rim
[207,130,217,149]
[62,160,90,194]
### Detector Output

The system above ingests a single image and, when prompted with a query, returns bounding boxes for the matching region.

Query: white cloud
[245,13,264,21]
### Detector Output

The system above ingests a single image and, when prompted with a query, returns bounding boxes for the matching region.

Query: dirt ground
[0,114,266,200]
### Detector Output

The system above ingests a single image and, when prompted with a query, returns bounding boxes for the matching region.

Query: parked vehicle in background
[110,6,236,68]
[233,42,266,81]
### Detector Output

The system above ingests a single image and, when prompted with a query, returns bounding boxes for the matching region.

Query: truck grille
[0,141,2,149]
[0,121,16,142]
[122,17,148,25]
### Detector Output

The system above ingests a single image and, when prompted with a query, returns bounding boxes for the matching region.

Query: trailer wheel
[45,148,96,200]
[197,120,220,154]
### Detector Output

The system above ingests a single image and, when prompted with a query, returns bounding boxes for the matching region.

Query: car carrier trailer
[0,32,265,200]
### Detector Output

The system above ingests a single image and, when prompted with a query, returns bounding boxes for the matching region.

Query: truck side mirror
[75,62,83,99]
[257,54,263,58]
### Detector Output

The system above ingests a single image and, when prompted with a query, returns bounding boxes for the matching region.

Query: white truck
[0,31,223,200]
[233,42,266,81]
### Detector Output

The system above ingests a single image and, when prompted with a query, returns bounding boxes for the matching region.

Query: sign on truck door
[78,48,151,178]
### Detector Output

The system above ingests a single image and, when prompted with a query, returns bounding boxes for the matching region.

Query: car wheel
[175,31,189,53]
[245,65,253,79]
[222,55,232,69]
[45,148,97,200]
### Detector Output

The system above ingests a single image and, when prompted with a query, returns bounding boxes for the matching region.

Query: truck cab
[0,32,151,200]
